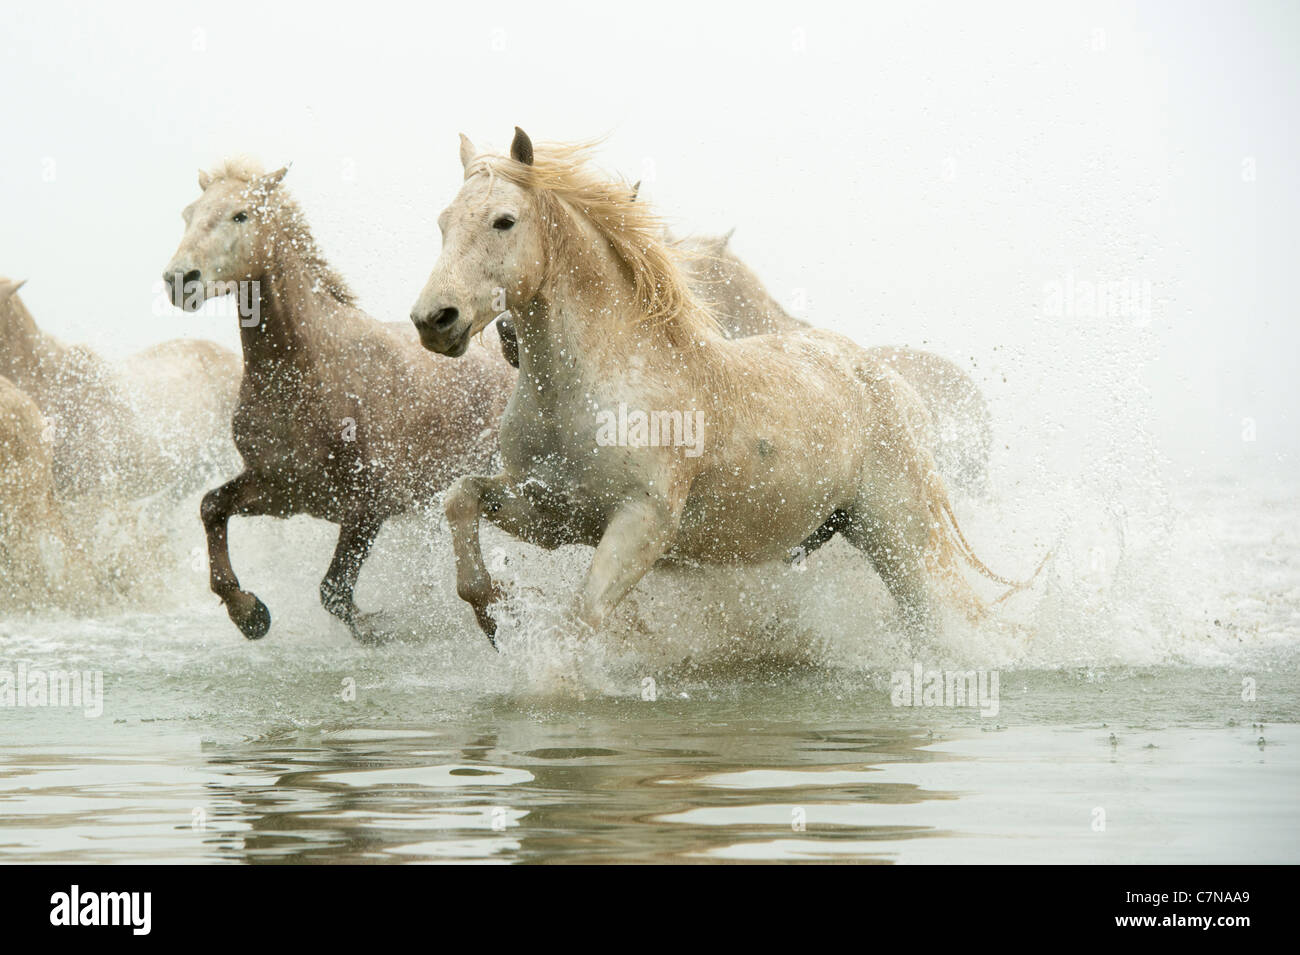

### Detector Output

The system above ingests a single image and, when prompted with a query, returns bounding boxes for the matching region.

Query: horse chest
[232,393,328,474]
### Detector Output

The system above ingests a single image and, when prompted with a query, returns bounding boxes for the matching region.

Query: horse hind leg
[838,509,939,633]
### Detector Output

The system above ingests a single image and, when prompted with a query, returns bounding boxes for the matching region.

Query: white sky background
[1,0,1296,477]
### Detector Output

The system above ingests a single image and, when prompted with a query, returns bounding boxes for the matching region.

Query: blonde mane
[203,158,356,306]
[471,142,718,338]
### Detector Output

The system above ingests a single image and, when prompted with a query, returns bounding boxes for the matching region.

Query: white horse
[410,130,1035,642]
[0,276,241,497]
[671,232,994,495]
[500,231,994,495]
[0,373,92,609]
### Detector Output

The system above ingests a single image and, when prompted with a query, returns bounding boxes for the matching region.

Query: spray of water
[2,304,1293,710]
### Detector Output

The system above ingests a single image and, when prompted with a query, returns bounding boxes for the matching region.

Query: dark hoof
[228,592,271,640]
[472,605,500,651]
[349,611,396,646]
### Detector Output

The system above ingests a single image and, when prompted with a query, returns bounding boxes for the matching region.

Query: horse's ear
[629,180,641,202]
[459,133,477,170]
[198,169,214,191]
[720,227,736,248]
[0,277,27,306]
[259,165,290,189]
[510,126,534,166]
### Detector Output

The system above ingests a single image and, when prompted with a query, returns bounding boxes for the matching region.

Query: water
[1,466,1297,864]
[5,712,1295,864]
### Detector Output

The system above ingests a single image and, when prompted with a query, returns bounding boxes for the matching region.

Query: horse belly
[674,478,845,563]
[673,408,864,562]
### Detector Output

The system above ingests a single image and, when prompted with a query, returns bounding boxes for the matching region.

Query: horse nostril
[183,269,202,288]
[432,307,459,328]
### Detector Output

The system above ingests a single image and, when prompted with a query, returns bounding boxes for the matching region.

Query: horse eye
[232,211,249,223]
[493,215,516,231]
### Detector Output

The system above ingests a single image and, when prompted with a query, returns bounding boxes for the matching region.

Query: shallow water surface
[1,669,1296,864]
[2,474,1298,863]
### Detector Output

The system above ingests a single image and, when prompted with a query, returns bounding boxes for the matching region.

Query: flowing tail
[937,495,1052,603]
[866,357,1051,607]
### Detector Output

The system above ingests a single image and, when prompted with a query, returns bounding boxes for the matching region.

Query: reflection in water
[3,716,1295,863]
[189,721,952,864]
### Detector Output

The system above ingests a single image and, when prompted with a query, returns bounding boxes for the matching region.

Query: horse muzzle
[411,306,472,357]
[163,269,204,311]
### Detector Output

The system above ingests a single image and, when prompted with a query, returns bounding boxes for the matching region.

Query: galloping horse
[163,159,514,642]
[410,130,1032,642]
[0,373,91,609]
[1,277,150,495]
[498,230,993,496]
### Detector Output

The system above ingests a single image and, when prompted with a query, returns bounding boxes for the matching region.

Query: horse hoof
[472,606,499,650]
[229,593,271,640]
[349,612,395,646]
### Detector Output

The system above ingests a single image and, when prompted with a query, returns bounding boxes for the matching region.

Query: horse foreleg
[200,471,280,639]
[444,475,507,643]
[444,473,569,644]
[319,513,384,644]
[575,496,683,633]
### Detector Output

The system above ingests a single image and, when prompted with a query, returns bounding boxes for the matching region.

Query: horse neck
[0,296,67,392]
[239,244,337,371]
[512,292,571,387]
[517,272,735,445]
[518,229,675,387]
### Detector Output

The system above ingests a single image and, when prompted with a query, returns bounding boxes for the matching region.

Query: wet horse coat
[163,160,514,641]
[411,130,1028,642]
[498,232,994,499]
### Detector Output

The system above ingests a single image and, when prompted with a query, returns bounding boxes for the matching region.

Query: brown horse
[162,159,514,642]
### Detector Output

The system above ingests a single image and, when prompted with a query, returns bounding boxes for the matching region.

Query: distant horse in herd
[1,275,239,608]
